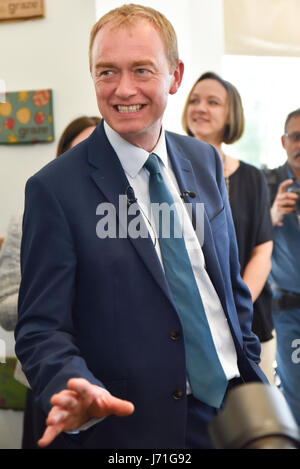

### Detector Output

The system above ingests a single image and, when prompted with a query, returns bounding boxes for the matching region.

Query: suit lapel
[166,133,229,315]
[87,122,174,303]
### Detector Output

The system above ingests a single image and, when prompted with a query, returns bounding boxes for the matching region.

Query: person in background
[263,108,300,426]
[15,5,266,450]
[0,115,100,448]
[182,71,274,382]
[55,116,101,157]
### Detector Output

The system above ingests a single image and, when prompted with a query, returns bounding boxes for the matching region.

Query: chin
[194,133,211,142]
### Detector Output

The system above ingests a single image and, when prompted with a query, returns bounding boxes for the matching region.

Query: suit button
[170,329,180,340]
[172,390,183,400]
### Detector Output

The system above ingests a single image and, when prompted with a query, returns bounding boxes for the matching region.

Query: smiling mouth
[115,104,145,113]
[193,117,209,123]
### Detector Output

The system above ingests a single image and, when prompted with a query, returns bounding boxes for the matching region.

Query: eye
[95,69,114,80]
[189,98,199,105]
[135,68,151,77]
[101,70,113,77]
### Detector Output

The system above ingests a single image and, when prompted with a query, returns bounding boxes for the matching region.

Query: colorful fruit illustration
[0,101,12,116]
[18,91,29,103]
[16,107,31,124]
[33,90,50,107]
[8,133,18,143]
[0,89,54,144]
[4,117,15,130]
[34,111,46,125]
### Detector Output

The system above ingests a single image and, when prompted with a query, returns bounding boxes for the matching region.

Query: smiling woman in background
[182,71,274,381]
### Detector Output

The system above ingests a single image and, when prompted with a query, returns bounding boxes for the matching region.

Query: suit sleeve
[212,148,262,364]
[15,175,105,414]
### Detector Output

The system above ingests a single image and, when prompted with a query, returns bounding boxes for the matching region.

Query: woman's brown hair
[56,116,101,157]
[182,71,244,144]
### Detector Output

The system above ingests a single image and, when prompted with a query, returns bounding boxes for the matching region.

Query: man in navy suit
[15,4,266,449]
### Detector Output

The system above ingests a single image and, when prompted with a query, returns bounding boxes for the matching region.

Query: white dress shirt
[104,121,239,383]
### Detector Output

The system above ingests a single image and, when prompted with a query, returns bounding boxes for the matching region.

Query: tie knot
[144,153,161,176]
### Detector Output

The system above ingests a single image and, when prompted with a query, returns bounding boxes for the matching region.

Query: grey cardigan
[0,215,22,331]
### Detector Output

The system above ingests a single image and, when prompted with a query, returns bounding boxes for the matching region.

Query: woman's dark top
[228,160,274,342]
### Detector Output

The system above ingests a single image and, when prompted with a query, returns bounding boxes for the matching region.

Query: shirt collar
[103,121,169,178]
[286,164,300,186]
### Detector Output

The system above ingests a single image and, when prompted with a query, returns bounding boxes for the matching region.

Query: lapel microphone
[124,185,157,246]
[126,186,137,206]
[180,190,196,201]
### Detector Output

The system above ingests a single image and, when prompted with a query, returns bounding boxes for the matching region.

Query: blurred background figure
[182,71,274,382]
[55,116,101,156]
[0,115,100,449]
[264,108,300,427]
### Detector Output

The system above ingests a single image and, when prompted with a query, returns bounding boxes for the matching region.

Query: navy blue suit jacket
[15,121,266,448]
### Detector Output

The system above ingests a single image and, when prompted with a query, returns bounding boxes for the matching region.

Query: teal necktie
[145,153,228,408]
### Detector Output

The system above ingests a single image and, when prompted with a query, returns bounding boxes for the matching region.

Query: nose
[195,100,208,113]
[190,99,207,114]
[115,72,136,99]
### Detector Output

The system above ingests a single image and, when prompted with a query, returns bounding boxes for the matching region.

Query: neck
[218,148,226,166]
[218,147,229,175]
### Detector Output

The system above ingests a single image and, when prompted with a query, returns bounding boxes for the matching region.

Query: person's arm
[242,241,273,303]
[15,175,134,447]
[242,169,274,303]
[271,179,298,226]
[0,215,22,330]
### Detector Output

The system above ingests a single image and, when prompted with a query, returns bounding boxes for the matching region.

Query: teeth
[117,105,143,113]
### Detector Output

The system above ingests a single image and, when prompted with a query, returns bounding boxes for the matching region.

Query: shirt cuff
[66,417,105,434]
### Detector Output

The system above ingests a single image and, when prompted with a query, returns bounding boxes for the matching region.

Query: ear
[169,61,184,95]
[281,134,286,150]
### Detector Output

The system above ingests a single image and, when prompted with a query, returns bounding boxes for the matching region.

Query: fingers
[67,377,134,418]
[278,179,294,193]
[276,192,297,209]
[272,179,298,226]
[37,379,135,448]
[51,389,78,410]
[38,418,65,448]
[67,377,94,396]
[95,394,135,417]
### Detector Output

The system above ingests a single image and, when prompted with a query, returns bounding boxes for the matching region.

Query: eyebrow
[190,93,225,101]
[94,62,115,70]
[94,60,156,70]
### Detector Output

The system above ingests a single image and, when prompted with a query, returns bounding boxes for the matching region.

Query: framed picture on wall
[0,89,54,144]
[0,0,45,22]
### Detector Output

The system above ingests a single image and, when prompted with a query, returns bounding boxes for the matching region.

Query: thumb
[95,393,134,418]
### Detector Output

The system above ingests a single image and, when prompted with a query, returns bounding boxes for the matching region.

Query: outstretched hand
[38,378,134,448]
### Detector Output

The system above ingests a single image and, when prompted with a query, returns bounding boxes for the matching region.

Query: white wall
[0,0,99,238]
